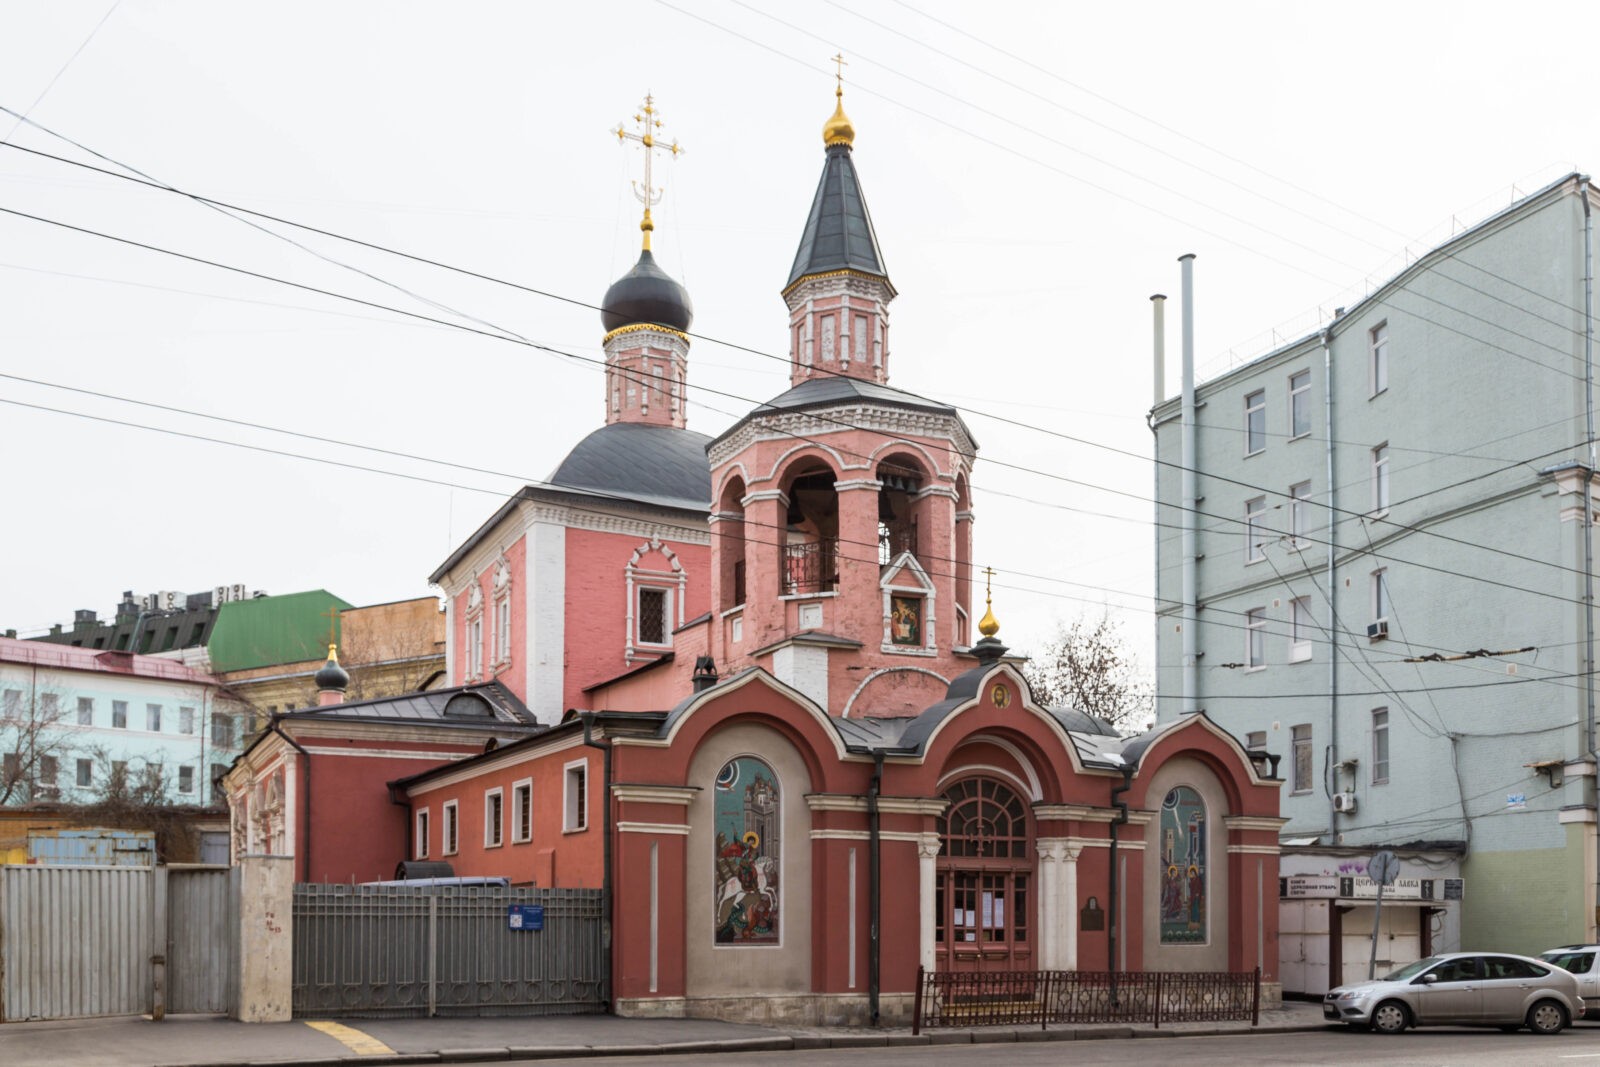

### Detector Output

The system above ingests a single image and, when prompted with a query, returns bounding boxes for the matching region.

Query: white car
[1324,952,1583,1034]
[1540,945,1600,1001]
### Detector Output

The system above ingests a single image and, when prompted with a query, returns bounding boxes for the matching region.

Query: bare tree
[0,680,74,804]
[1021,610,1153,730]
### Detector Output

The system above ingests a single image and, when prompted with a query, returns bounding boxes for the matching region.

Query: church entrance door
[934,777,1033,971]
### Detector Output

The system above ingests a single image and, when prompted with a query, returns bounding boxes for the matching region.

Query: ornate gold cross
[612,93,683,251]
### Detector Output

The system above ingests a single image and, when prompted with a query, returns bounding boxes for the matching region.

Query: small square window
[564,761,588,833]
[1245,390,1266,454]
[1245,730,1266,751]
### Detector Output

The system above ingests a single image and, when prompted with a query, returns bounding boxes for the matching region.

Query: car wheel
[1527,999,1568,1035]
[1371,1001,1410,1034]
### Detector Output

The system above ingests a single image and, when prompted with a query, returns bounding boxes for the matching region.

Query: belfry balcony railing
[879,519,918,566]
[782,538,838,596]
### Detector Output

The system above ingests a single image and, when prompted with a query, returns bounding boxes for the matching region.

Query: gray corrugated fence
[292,884,603,1018]
[1,864,235,1023]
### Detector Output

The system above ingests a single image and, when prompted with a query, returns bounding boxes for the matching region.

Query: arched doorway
[935,777,1033,971]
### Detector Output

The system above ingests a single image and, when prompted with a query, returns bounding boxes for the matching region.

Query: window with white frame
[1289,369,1312,438]
[564,760,588,832]
[1372,708,1390,784]
[416,809,430,859]
[465,583,484,680]
[75,758,92,788]
[1245,730,1266,751]
[1370,322,1388,395]
[636,587,671,647]
[1290,596,1313,663]
[1245,607,1266,669]
[1245,389,1266,454]
[76,697,94,726]
[1,689,19,720]
[492,560,512,667]
[512,779,532,844]
[146,703,162,732]
[40,693,59,720]
[1289,481,1311,546]
[112,700,127,728]
[1371,567,1390,623]
[442,800,459,855]
[178,766,194,794]
[1291,724,1313,794]
[1245,496,1267,563]
[484,787,504,848]
[1371,443,1390,513]
[179,706,195,734]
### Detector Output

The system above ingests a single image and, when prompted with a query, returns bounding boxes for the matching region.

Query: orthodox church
[230,85,1283,1026]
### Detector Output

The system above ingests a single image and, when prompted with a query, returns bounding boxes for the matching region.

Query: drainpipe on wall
[1323,327,1339,841]
[1107,762,1133,1002]
[580,711,614,1010]
[1581,177,1598,940]
[867,749,884,1026]
[267,717,310,879]
[1179,255,1199,716]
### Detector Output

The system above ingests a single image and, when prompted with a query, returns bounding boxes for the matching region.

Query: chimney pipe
[1151,293,1167,408]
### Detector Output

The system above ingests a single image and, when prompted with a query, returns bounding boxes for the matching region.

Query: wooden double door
[934,777,1033,971]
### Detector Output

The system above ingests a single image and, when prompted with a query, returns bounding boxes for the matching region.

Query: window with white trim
[1372,708,1391,785]
[77,697,94,726]
[464,583,484,680]
[1289,370,1312,438]
[1370,322,1388,395]
[484,787,504,848]
[564,760,588,833]
[636,587,671,647]
[1289,481,1311,546]
[1371,443,1390,513]
[1291,724,1313,794]
[512,779,532,844]
[495,596,511,665]
[1244,389,1266,454]
[443,800,459,855]
[1371,567,1390,623]
[178,766,194,794]
[1245,607,1266,669]
[1245,496,1266,563]
[416,809,430,859]
[1290,596,1313,663]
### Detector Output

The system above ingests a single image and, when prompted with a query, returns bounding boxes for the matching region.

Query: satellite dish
[1367,849,1400,886]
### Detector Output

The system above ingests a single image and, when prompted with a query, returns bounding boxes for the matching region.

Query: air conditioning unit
[1333,791,1358,814]
[1367,620,1389,640]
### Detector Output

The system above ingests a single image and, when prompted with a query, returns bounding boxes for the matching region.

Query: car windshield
[1382,956,1444,982]
[1541,950,1595,975]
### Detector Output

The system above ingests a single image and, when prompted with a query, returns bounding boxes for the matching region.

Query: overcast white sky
[1,1,1594,670]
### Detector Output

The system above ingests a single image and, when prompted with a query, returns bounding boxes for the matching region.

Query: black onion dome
[601,249,694,334]
[314,647,349,691]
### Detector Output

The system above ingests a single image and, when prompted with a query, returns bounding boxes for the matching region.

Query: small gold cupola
[823,53,855,147]
[978,566,1000,638]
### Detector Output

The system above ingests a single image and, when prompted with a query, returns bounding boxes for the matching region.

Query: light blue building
[1152,174,1600,991]
[0,636,248,806]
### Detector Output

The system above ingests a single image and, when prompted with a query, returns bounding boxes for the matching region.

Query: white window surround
[1289,482,1311,547]
[1371,567,1390,625]
[1372,708,1391,785]
[416,808,431,859]
[493,558,513,669]
[1245,389,1266,455]
[1291,724,1313,794]
[1244,497,1267,563]
[484,787,504,849]
[1245,608,1266,670]
[442,800,459,856]
[1370,321,1389,396]
[1288,370,1312,439]
[624,539,688,663]
[1290,596,1313,663]
[879,552,938,656]
[1371,443,1390,515]
[512,777,533,844]
[564,758,588,833]
[464,582,485,682]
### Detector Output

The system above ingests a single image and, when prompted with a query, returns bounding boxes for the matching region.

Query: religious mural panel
[714,756,780,944]
[1159,785,1207,944]
[890,595,922,645]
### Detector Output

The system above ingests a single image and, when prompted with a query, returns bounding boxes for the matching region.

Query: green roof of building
[206,589,353,672]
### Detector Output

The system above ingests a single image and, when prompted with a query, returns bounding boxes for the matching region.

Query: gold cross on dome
[981,566,996,605]
[321,603,341,646]
[612,93,683,251]
[831,52,848,89]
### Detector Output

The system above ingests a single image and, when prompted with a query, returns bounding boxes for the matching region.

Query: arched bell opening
[717,474,747,611]
[780,462,839,595]
[875,452,928,568]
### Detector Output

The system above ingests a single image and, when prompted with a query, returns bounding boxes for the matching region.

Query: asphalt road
[520,1026,1600,1067]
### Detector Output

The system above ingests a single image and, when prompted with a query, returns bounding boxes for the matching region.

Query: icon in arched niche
[714,756,780,944]
[1159,785,1207,944]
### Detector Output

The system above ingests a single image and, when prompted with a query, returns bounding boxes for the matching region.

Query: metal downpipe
[1179,255,1199,715]
[580,712,614,1010]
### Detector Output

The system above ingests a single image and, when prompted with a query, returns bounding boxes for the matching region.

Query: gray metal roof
[283,680,540,727]
[787,144,888,288]
[548,422,713,512]
[709,376,973,452]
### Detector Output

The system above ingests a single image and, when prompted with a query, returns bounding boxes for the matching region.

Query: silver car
[1323,952,1584,1034]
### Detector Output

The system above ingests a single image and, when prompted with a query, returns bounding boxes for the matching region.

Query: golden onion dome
[823,87,855,147]
[978,604,1000,638]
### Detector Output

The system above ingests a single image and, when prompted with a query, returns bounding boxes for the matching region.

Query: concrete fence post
[233,854,293,1022]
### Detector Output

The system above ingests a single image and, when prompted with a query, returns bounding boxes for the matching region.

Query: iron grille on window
[638,589,668,645]
[782,538,838,595]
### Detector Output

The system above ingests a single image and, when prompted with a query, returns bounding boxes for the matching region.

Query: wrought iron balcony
[782,538,838,595]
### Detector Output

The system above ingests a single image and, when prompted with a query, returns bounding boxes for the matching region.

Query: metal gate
[0,864,236,1022]
[292,884,603,1018]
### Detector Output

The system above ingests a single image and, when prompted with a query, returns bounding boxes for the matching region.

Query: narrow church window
[637,588,670,646]
[1158,786,1207,944]
[416,809,430,859]
[442,801,459,855]
[564,761,588,832]
[821,315,835,362]
[714,756,780,944]
[512,779,532,843]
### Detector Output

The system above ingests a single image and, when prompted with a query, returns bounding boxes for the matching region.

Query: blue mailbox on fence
[507,903,545,931]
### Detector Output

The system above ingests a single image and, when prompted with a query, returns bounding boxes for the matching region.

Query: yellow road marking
[303,1019,396,1056]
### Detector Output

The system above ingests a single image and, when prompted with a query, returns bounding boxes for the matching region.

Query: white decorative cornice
[834,479,883,492]
[782,270,895,307]
[603,324,690,354]
[612,784,699,805]
[1223,816,1291,833]
[741,490,790,507]
[617,821,692,836]
[805,794,949,815]
[709,407,975,471]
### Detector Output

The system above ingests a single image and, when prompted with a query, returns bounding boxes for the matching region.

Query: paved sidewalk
[0,1001,1330,1066]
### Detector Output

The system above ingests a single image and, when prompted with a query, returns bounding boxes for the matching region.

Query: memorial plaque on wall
[1081,896,1105,931]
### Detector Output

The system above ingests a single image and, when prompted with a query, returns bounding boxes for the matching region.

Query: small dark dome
[314,645,349,692]
[601,249,693,334]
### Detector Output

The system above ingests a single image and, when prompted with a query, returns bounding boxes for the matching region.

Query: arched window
[713,757,780,944]
[935,777,1031,967]
[1159,786,1207,944]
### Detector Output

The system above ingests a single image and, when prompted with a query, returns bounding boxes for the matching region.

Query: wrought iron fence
[782,538,837,595]
[912,966,1260,1034]
[292,884,603,1018]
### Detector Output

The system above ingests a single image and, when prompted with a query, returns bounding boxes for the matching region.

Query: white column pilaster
[918,832,941,972]
[1035,840,1063,968]
[1063,846,1081,970]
